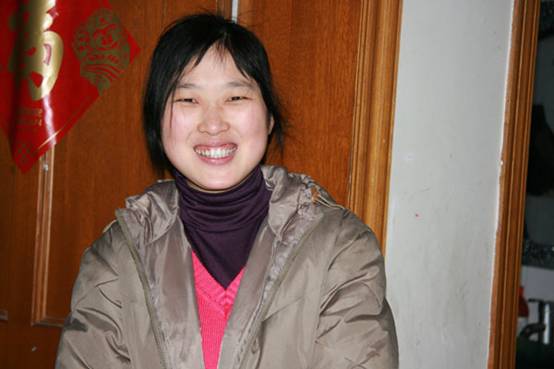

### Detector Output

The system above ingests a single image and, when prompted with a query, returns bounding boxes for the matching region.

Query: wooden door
[0,1,401,367]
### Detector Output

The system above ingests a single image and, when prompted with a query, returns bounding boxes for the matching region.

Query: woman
[56,13,398,369]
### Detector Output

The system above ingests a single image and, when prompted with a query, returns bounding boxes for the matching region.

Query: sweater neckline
[192,251,244,307]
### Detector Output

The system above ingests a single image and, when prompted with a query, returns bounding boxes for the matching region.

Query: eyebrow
[176,80,255,90]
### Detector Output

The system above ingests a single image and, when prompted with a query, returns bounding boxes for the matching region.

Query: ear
[268,115,275,134]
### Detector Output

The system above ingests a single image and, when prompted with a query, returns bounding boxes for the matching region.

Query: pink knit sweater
[192,252,244,369]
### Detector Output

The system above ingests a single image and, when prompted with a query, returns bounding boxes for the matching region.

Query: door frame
[346,0,403,252]
[488,1,541,368]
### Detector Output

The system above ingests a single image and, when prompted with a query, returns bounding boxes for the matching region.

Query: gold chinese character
[8,0,64,101]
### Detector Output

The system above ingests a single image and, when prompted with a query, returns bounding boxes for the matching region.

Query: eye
[175,97,197,104]
[228,96,247,102]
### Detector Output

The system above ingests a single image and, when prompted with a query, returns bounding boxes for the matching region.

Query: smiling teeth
[195,147,236,159]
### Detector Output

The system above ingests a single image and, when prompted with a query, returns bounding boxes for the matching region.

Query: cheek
[161,121,177,154]
[162,112,191,145]
[240,106,271,137]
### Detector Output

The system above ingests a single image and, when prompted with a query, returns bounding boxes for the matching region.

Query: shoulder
[266,167,387,306]
[311,203,382,271]
[263,165,380,258]
[116,179,179,246]
[88,179,177,268]
[73,180,176,302]
[122,179,177,214]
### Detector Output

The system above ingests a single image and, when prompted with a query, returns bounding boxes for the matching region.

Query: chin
[190,176,240,193]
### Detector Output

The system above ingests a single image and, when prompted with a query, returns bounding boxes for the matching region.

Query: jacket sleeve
[310,226,398,369]
[56,228,131,369]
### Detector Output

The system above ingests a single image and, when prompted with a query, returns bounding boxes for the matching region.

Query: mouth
[194,144,237,159]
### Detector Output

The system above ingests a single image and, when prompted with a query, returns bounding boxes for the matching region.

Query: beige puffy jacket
[56,166,398,369]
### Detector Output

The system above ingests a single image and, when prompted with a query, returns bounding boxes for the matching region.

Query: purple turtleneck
[174,166,271,288]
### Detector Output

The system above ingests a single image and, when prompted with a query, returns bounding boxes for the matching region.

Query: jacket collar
[117,165,326,247]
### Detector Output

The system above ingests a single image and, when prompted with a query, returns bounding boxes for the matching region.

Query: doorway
[489,1,554,368]
[516,1,554,367]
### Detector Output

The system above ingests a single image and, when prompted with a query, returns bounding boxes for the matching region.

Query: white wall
[385,1,514,368]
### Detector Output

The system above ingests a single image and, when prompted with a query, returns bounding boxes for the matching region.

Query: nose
[197,104,229,135]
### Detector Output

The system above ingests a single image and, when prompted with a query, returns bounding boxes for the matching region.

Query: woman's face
[162,47,273,192]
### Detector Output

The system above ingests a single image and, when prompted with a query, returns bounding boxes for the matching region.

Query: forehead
[179,47,250,84]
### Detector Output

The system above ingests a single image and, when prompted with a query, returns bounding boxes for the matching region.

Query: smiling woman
[55,13,398,369]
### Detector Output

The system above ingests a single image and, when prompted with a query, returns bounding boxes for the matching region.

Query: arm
[311,229,398,369]
[56,229,131,369]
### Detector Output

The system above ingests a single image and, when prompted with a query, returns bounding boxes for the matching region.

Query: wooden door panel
[240,1,362,205]
[0,137,14,323]
[164,0,219,21]
[0,137,48,366]
[0,136,16,365]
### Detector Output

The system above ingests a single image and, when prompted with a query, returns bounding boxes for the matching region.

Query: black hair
[143,13,285,172]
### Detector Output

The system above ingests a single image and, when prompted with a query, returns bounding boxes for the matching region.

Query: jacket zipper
[116,213,172,369]
[234,207,320,369]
